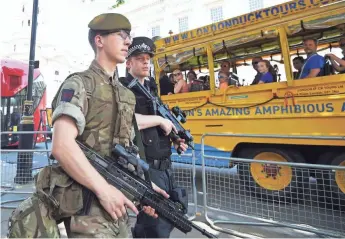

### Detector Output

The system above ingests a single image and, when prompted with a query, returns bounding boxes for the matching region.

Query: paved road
[1,142,345,238]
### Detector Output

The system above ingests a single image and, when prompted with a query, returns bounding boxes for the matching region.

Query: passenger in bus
[325,38,345,74]
[10,109,21,127]
[159,72,174,95]
[297,38,325,79]
[257,60,276,84]
[292,56,304,79]
[250,56,263,85]
[220,60,231,75]
[191,77,206,92]
[188,70,204,92]
[218,71,229,89]
[173,69,189,93]
[187,70,197,85]
[203,75,210,90]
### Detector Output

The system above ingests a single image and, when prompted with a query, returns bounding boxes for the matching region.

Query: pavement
[1,142,345,238]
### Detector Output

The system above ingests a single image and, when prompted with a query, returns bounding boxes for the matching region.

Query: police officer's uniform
[120,37,176,238]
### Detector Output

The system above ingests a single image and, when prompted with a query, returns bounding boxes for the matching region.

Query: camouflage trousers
[8,193,130,238]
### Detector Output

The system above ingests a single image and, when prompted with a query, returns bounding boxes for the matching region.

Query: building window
[178,16,188,33]
[249,0,263,11]
[152,25,160,37]
[22,5,25,12]
[210,7,223,23]
[28,20,31,26]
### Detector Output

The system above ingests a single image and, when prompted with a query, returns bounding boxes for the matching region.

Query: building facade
[1,0,289,105]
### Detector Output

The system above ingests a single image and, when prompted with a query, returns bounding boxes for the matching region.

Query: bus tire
[316,152,345,212]
[238,147,307,204]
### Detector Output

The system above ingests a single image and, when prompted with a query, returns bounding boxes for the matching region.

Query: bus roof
[155,0,345,52]
[1,58,41,97]
[153,0,345,72]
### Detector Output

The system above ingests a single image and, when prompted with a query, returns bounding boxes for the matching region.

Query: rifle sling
[133,115,146,161]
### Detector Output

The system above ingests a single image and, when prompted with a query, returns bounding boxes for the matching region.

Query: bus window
[286,12,345,80]
[211,28,286,87]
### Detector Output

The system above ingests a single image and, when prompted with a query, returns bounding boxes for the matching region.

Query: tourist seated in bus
[200,75,210,90]
[173,69,189,93]
[187,70,196,88]
[220,60,231,75]
[250,56,263,85]
[297,38,325,79]
[190,78,205,92]
[218,71,229,89]
[188,70,204,92]
[292,56,304,79]
[160,71,174,95]
[257,60,276,84]
[325,37,345,74]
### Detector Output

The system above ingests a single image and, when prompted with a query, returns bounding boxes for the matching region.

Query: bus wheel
[317,153,345,211]
[238,148,306,203]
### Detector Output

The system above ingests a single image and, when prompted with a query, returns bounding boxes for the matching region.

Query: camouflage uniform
[8,13,135,238]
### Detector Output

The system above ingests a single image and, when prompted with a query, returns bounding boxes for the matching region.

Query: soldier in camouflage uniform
[7,13,169,238]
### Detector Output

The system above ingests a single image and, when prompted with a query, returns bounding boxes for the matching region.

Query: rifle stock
[77,141,217,238]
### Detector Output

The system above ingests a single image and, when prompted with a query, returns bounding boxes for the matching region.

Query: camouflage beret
[88,13,131,32]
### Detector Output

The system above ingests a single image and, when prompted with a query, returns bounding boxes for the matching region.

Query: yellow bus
[152,0,345,204]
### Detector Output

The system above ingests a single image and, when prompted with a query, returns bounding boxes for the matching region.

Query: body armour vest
[121,75,172,162]
[52,70,136,157]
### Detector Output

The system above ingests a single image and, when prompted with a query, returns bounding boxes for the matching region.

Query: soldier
[120,37,188,238]
[7,13,168,238]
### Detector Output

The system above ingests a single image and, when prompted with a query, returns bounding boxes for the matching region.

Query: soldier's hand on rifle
[142,183,170,218]
[96,184,139,220]
[159,117,177,136]
[174,138,188,153]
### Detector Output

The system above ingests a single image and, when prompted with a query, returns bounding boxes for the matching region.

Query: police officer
[120,37,188,238]
[7,13,168,238]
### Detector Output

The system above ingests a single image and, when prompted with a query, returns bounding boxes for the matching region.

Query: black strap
[132,115,146,161]
[132,115,153,185]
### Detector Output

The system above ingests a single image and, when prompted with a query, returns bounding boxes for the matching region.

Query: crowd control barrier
[201,133,345,238]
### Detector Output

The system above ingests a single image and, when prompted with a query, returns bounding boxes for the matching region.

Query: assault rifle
[127,78,194,154]
[77,141,217,238]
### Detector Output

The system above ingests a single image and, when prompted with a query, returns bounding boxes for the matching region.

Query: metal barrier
[201,133,345,238]
[171,151,198,220]
[1,144,52,209]
[1,148,51,209]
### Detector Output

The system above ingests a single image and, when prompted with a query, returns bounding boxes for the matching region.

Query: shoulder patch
[61,89,74,102]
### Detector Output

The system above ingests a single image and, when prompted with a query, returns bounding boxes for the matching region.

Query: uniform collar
[89,60,116,85]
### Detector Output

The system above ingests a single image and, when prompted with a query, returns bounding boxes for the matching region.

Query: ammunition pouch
[35,165,84,221]
[7,193,60,238]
